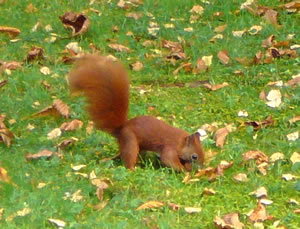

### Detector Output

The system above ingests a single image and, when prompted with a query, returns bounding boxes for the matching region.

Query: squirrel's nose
[191,154,198,161]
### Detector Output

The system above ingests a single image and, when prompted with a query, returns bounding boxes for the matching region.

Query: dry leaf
[60,119,83,131]
[168,203,180,211]
[125,12,142,20]
[217,50,230,64]
[238,110,248,117]
[214,24,227,33]
[47,128,62,139]
[270,152,284,162]
[233,173,248,182]
[266,89,281,108]
[243,150,269,165]
[0,26,21,38]
[203,82,229,91]
[27,46,44,62]
[286,131,299,141]
[108,43,131,53]
[59,12,90,36]
[244,115,274,130]
[37,182,47,189]
[294,209,300,214]
[215,126,230,148]
[70,189,83,202]
[264,9,280,28]
[214,213,244,229]
[130,61,144,71]
[184,207,202,213]
[71,164,86,171]
[26,149,56,160]
[65,42,83,54]
[40,66,51,75]
[0,167,11,183]
[260,199,273,206]
[0,208,3,220]
[53,99,70,118]
[190,5,204,14]
[282,174,297,181]
[17,207,31,216]
[0,61,22,70]
[290,152,300,164]
[289,199,299,205]
[202,188,216,195]
[232,30,246,37]
[48,218,66,227]
[94,199,109,211]
[202,55,213,66]
[286,76,300,87]
[248,25,263,35]
[261,35,275,48]
[0,80,7,89]
[57,137,78,149]
[250,187,268,198]
[209,34,223,43]
[248,201,273,222]
[136,201,165,210]
[289,116,300,124]
[0,128,14,147]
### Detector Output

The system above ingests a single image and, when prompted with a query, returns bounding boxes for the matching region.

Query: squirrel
[68,54,205,171]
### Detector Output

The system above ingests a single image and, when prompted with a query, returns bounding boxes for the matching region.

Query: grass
[0,0,299,228]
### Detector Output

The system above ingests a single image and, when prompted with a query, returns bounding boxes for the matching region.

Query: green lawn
[0,0,299,228]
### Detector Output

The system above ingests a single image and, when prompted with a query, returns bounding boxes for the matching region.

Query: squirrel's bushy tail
[68,55,129,134]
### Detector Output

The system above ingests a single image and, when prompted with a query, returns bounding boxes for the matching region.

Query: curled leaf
[26,149,57,160]
[60,119,83,131]
[215,126,230,148]
[108,43,131,53]
[214,213,244,229]
[248,201,273,222]
[0,26,21,38]
[203,82,229,91]
[136,201,165,210]
[27,46,44,62]
[59,12,90,36]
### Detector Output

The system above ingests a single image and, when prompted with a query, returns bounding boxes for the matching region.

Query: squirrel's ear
[185,132,200,145]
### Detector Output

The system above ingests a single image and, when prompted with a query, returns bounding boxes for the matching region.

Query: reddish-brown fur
[68,55,204,171]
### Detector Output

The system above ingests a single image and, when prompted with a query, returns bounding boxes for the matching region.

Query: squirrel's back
[68,55,130,134]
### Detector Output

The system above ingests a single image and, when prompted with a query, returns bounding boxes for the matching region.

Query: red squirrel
[68,55,204,171]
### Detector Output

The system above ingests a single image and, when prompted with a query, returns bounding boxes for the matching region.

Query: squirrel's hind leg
[118,129,139,170]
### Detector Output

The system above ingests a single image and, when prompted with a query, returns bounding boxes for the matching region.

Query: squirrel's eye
[191,154,198,160]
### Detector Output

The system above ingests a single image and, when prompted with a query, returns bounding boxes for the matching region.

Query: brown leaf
[108,43,131,53]
[215,160,234,176]
[254,50,264,64]
[217,50,230,65]
[249,201,273,222]
[0,80,7,89]
[130,61,144,71]
[57,137,78,149]
[250,187,268,199]
[214,24,227,33]
[125,12,142,20]
[244,115,274,130]
[0,26,21,38]
[259,90,266,100]
[202,188,216,195]
[60,119,83,131]
[215,127,230,148]
[261,35,275,48]
[0,167,11,183]
[184,207,202,213]
[0,61,22,70]
[263,9,281,28]
[214,213,244,229]
[33,99,70,118]
[243,150,269,165]
[289,116,300,124]
[0,128,14,146]
[235,57,253,66]
[203,82,229,91]
[25,149,57,160]
[59,12,90,36]
[190,5,204,14]
[233,173,249,182]
[195,58,208,72]
[27,46,44,62]
[286,76,300,87]
[94,200,108,211]
[136,201,165,210]
[168,203,180,211]
[173,63,192,75]
[280,1,300,10]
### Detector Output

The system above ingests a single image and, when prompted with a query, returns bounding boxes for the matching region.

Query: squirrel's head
[180,132,204,169]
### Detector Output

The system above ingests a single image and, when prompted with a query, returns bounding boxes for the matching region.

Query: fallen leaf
[243,150,269,165]
[26,46,44,62]
[71,164,86,171]
[250,187,268,198]
[266,89,282,108]
[0,128,14,147]
[264,9,280,28]
[261,35,275,48]
[108,43,131,53]
[215,126,230,148]
[282,174,297,181]
[125,12,142,20]
[270,152,284,162]
[260,199,273,206]
[65,42,83,54]
[48,218,66,227]
[244,115,274,130]
[248,25,263,35]
[202,188,216,195]
[216,161,234,176]
[290,152,300,164]
[16,207,31,217]
[235,57,253,66]
[33,99,70,118]
[130,61,144,71]
[209,34,223,43]
[94,199,109,211]
[190,5,204,14]
[70,189,83,202]
[0,167,11,183]
[289,116,300,124]
[37,182,47,189]
[286,76,300,87]
[40,66,51,75]
[26,149,56,160]
[288,199,299,205]
[217,50,230,64]
[286,131,299,141]
[232,30,247,37]
[59,12,90,36]
[136,201,165,210]
[214,24,227,33]
[233,173,249,182]
[294,209,300,214]
[0,61,22,70]
[0,80,7,89]
[0,26,21,38]
[280,1,300,11]
[168,203,180,211]
[184,207,202,213]
[0,208,3,220]
[60,119,83,131]
[203,82,229,91]
[47,128,62,140]
[202,55,213,66]
[57,137,78,149]
[248,201,273,222]
[238,110,248,117]
[214,213,244,229]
